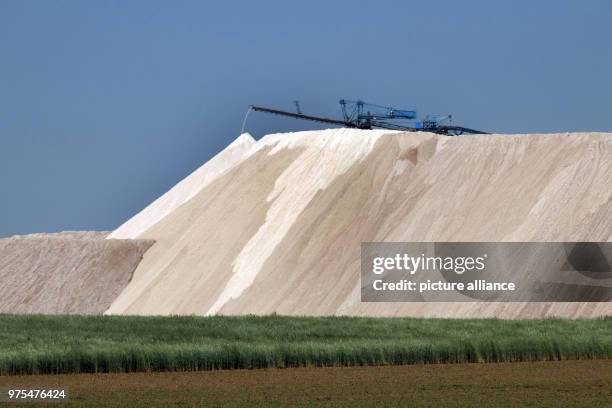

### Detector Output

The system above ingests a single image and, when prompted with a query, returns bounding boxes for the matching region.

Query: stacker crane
[245,100,488,136]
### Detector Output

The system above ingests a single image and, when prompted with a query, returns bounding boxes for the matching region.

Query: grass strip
[0,315,610,375]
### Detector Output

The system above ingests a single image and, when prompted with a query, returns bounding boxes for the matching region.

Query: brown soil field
[1,360,610,407]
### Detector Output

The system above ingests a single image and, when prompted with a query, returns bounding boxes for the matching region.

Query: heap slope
[106,129,612,318]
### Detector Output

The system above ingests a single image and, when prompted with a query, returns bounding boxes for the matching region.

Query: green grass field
[0,315,610,375]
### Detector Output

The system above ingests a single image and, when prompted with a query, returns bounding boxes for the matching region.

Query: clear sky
[1,0,611,237]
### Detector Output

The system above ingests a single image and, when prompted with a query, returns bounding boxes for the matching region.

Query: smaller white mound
[107,133,256,239]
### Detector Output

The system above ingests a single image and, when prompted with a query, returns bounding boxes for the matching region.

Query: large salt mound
[0,232,152,314]
[106,129,612,318]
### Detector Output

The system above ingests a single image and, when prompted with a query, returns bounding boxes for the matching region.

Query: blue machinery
[247,100,488,136]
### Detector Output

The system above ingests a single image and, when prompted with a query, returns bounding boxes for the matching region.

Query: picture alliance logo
[371,253,488,275]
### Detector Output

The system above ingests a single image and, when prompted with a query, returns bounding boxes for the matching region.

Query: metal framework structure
[247,100,488,136]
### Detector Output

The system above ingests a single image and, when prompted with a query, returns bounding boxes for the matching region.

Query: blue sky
[1,0,611,236]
